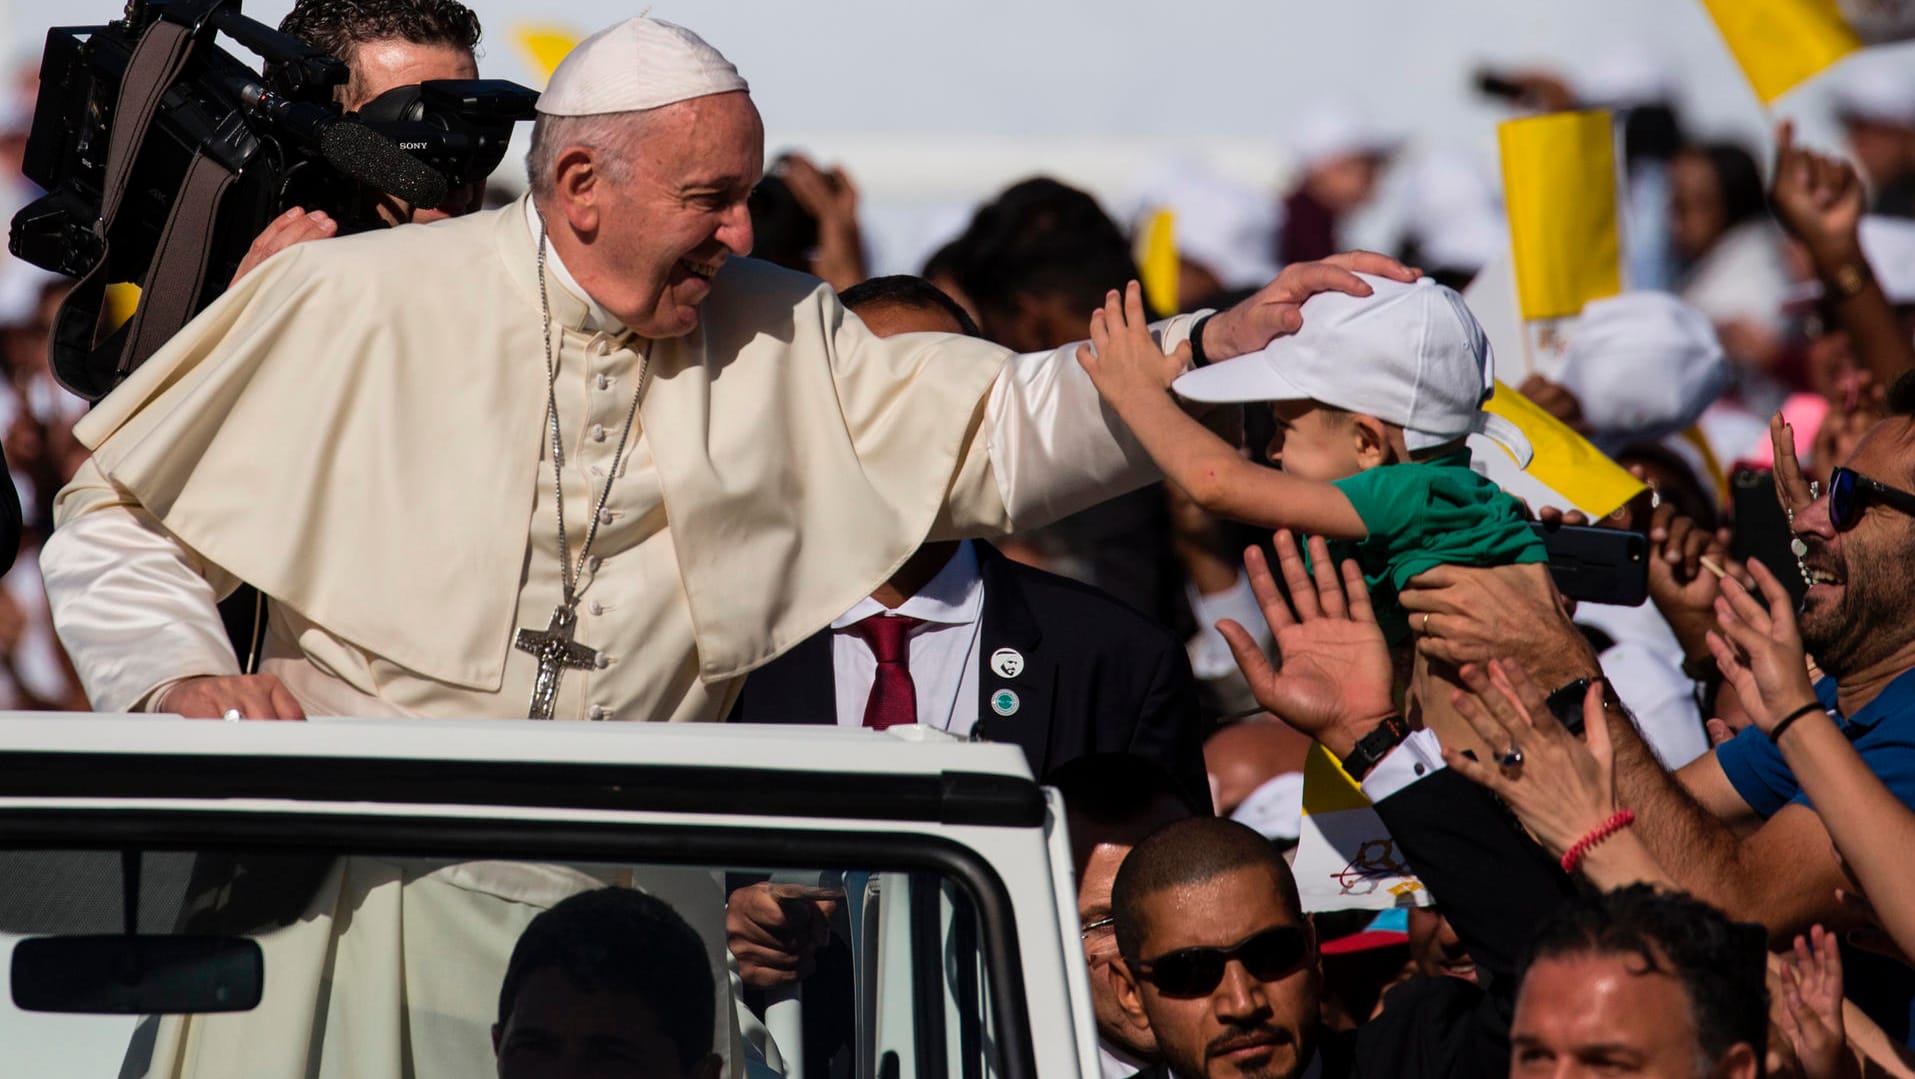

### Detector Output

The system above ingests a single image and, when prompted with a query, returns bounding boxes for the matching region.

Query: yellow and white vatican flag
[1292,746,1429,913]
[1465,111,1647,518]
[1699,0,1865,105]
[513,24,583,84]
[1480,379,1646,519]
[1134,207,1181,317]
[1496,110,1622,376]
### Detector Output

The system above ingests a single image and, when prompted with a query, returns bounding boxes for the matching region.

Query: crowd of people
[10,0,1915,1076]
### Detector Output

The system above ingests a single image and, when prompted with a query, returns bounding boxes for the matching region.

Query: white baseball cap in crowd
[1173,274,1534,466]
[1557,292,1730,453]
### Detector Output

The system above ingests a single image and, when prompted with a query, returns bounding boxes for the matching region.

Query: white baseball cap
[1557,292,1730,453]
[1173,275,1534,466]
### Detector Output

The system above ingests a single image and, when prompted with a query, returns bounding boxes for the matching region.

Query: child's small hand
[1076,280,1189,405]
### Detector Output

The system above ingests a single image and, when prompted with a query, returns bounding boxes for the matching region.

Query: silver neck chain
[536,225,652,609]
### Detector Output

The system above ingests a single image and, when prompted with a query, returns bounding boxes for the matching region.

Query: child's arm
[1075,282,1367,539]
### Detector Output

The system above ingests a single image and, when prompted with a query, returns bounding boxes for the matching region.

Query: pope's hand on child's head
[1075,281,1188,404]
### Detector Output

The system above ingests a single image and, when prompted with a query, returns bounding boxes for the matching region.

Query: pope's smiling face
[550,92,763,339]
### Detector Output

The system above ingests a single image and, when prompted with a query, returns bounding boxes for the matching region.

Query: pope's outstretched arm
[894,254,1421,537]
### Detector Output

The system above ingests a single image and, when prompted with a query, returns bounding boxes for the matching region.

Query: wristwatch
[1826,261,1873,301]
[1339,713,1411,780]
[1545,678,1593,736]
[1188,314,1214,368]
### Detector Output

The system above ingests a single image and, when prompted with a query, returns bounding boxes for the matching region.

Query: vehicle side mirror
[11,935,262,1014]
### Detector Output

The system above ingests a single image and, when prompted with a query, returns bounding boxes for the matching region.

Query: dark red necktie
[851,614,922,729]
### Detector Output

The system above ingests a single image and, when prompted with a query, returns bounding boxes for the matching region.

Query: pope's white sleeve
[980,311,1208,531]
[43,477,242,712]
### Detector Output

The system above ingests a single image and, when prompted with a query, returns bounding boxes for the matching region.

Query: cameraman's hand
[231,208,337,286]
[156,674,306,720]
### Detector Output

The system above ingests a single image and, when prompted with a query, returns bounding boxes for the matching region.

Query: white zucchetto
[536,16,748,117]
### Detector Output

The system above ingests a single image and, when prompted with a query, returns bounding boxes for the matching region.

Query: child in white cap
[1079,277,1545,753]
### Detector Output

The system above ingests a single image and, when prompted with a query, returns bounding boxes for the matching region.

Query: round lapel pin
[990,689,1020,717]
[989,647,1025,679]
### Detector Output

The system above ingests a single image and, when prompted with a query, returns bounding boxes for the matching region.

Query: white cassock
[44,195,1198,722]
[38,195,1206,1078]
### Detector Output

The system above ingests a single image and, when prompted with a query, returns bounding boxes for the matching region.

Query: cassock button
[597,508,615,525]
[989,648,1024,679]
[585,555,602,573]
[990,689,1020,717]
[589,601,605,615]
[596,373,613,391]
[594,654,610,670]
[590,424,608,443]
[588,704,609,721]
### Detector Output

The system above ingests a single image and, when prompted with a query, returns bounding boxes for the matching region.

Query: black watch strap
[1188,313,1214,368]
[1546,678,1593,736]
[1339,714,1410,780]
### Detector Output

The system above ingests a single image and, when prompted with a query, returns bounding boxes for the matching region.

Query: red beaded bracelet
[1561,810,1637,874]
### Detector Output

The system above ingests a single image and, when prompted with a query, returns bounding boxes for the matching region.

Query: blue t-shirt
[1715,667,1915,819]
[1715,666,1915,1045]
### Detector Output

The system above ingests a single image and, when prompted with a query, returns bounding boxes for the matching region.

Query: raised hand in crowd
[1776,927,1859,1079]
[1216,529,1397,758]
[1712,560,1915,963]
[1770,120,1915,384]
[1771,120,1867,277]
[776,153,868,292]
[1706,561,1819,735]
[1772,410,1819,523]
[1443,660,1670,888]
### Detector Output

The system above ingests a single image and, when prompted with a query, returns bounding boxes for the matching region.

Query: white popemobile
[0,716,1100,1078]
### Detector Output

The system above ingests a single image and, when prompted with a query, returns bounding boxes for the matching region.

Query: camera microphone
[317,123,448,209]
[239,82,447,209]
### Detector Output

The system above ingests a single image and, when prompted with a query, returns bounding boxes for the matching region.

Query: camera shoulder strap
[51,14,240,400]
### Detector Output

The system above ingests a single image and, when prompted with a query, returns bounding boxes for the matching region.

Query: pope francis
[43,16,1412,726]
[36,14,1416,1079]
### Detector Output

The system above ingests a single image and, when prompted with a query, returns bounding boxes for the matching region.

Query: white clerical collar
[832,541,983,629]
[523,198,623,335]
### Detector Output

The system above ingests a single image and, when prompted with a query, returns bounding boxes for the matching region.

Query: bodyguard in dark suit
[731,537,1208,810]
[727,276,1208,810]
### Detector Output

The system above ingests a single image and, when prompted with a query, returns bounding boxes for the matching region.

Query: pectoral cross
[515,605,600,720]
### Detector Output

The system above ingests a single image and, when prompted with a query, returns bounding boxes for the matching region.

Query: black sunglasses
[1829,467,1915,531]
[1132,925,1309,998]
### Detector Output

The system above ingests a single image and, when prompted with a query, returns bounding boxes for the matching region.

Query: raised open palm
[1218,530,1395,742]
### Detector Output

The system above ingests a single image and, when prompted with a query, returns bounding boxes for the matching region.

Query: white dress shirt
[829,541,984,735]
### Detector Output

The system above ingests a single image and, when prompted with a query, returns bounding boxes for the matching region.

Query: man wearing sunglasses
[1110,816,1343,1079]
[1396,373,1915,1042]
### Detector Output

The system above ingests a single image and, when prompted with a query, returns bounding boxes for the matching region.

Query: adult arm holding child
[1076,281,1370,540]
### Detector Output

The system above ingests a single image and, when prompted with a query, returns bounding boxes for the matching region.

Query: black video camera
[7,0,537,399]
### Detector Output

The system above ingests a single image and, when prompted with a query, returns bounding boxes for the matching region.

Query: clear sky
[6,0,1908,270]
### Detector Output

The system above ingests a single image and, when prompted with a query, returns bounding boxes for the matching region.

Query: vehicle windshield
[0,841,1012,1079]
